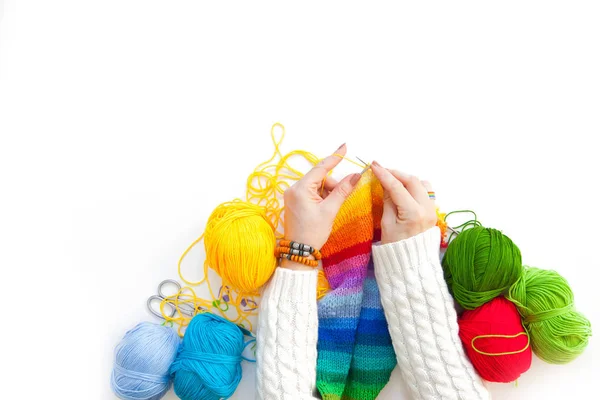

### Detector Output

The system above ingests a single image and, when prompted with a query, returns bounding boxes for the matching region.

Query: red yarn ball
[458,296,532,383]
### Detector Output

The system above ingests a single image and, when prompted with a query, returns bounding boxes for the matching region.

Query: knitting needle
[355,157,461,241]
[447,226,460,235]
[356,156,371,174]
[357,155,460,242]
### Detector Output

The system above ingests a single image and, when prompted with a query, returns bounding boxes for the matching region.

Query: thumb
[322,173,361,214]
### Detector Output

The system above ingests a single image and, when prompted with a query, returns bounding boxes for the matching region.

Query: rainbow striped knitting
[316,171,396,400]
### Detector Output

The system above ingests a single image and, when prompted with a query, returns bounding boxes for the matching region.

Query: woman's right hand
[370,161,437,244]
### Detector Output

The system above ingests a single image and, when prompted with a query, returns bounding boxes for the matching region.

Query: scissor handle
[157,279,182,298]
[147,294,177,319]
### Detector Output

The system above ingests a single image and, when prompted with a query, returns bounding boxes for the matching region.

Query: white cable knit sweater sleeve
[372,227,490,400]
[256,267,319,400]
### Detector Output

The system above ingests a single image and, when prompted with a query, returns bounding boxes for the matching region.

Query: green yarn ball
[442,226,523,310]
[507,267,592,364]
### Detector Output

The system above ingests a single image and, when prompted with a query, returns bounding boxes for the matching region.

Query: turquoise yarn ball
[111,322,180,400]
[170,313,246,400]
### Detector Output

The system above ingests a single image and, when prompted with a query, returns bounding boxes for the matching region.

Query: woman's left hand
[282,144,361,269]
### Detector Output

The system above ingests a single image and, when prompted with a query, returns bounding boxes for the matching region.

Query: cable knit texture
[256,268,319,400]
[256,227,490,400]
[373,227,489,400]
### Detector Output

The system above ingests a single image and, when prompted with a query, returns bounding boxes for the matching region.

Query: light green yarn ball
[508,267,592,364]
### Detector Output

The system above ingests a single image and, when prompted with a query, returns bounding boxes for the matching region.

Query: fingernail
[350,173,361,185]
[336,143,346,151]
[372,160,381,168]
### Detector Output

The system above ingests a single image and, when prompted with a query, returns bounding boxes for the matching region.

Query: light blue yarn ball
[111,322,180,400]
[170,313,245,400]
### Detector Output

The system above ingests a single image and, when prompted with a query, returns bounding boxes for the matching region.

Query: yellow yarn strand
[317,269,331,299]
[471,332,531,357]
[245,123,366,299]
[246,123,318,234]
[177,200,273,327]
[158,285,255,337]
[178,233,208,286]
[178,123,367,330]
[246,122,365,235]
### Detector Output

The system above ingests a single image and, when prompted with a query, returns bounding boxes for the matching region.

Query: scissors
[147,279,197,319]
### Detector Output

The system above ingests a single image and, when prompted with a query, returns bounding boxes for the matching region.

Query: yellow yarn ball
[204,201,277,294]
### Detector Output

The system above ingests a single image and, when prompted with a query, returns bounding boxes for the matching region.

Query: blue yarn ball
[111,322,180,400]
[170,313,245,400]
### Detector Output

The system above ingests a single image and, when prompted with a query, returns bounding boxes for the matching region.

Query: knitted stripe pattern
[316,171,396,400]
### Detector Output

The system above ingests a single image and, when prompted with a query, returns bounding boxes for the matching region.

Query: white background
[1,1,599,399]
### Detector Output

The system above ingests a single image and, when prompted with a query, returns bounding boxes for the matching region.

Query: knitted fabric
[316,171,396,400]
[372,228,490,399]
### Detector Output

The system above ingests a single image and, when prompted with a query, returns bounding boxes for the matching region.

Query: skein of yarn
[507,267,592,364]
[170,312,251,400]
[204,201,277,294]
[442,226,523,309]
[459,297,532,383]
[111,322,180,400]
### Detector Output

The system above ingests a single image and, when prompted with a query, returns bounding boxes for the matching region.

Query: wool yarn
[111,322,180,400]
[177,199,282,332]
[203,201,277,294]
[154,283,257,336]
[170,312,249,400]
[316,171,396,400]
[507,267,592,364]
[442,226,523,310]
[177,124,342,328]
[177,200,277,328]
[458,297,532,383]
[245,122,366,236]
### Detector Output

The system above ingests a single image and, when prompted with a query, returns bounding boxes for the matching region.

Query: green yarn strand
[442,226,523,310]
[443,210,483,242]
[507,267,592,364]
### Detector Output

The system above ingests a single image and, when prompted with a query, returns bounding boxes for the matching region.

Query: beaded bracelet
[275,246,310,257]
[278,240,322,260]
[278,252,319,267]
[275,240,322,267]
